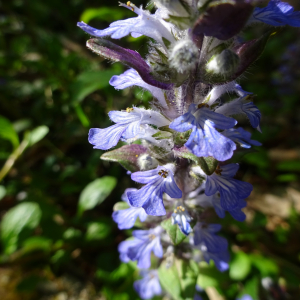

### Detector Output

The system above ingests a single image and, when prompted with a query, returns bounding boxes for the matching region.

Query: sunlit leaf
[229,251,251,280]
[28,126,49,146]
[86,221,112,241]
[0,186,6,201]
[80,7,131,23]
[1,202,42,254]
[71,70,118,104]
[0,115,19,149]
[78,176,117,215]
[161,218,187,246]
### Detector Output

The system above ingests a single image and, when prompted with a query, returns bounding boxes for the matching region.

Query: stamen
[215,165,223,175]
[126,107,134,113]
[174,206,185,213]
[158,169,168,178]
[198,103,209,109]
[148,234,156,241]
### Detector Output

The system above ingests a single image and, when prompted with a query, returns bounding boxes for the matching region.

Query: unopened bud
[137,154,159,171]
[154,0,189,17]
[206,49,240,75]
[169,39,199,73]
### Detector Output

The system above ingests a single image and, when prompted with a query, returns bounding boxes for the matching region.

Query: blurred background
[0,0,300,299]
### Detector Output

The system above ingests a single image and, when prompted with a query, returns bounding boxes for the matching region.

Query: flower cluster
[78,0,300,299]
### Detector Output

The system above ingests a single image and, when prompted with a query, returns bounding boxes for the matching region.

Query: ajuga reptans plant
[78,1,300,299]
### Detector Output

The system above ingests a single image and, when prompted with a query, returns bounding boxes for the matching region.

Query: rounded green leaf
[28,126,49,146]
[0,186,6,201]
[229,251,252,280]
[1,202,42,254]
[0,115,19,149]
[78,176,117,215]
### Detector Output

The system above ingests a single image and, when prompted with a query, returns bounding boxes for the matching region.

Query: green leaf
[238,276,259,300]
[158,259,199,300]
[198,156,218,175]
[277,160,300,172]
[161,219,187,246]
[0,186,6,201]
[78,176,117,215]
[22,236,52,253]
[176,260,199,299]
[80,7,131,23]
[152,130,172,140]
[74,104,90,127]
[197,262,225,288]
[158,260,183,300]
[229,251,252,280]
[71,70,118,104]
[63,227,82,240]
[101,144,148,172]
[250,254,278,276]
[1,202,42,254]
[86,221,112,241]
[28,126,49,146]
[0,115,19,149]
[113,201,130,211]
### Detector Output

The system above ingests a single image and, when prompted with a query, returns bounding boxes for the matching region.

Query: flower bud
[154,0,189,17]
[206,49,240,75]
[169,39,199,73]
[137,154,159,171]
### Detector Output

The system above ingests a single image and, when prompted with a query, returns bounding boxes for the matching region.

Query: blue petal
[220,163,239,178]
[242,102,261,129]
[131,168,161,184]
[252,0,300,27]
[112,207,146,229]
[163,176,182,198]
[169,112,195,132]
[88,125,127,150]
[77,18,138,39]
[205,176,218,196]
[108,110,140,124]
[203,251,230,272]
[222,127,262,148]
[152,238,163,258]
[185,123,236,161]
[195,108,237,130]
[127,184,166,216]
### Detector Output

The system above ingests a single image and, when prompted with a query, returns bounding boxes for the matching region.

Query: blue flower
[88,107,169,150]
[215,96,261,131]
[194,192,247,222]
[134,270,162,300]
[169,104,237,161]
[109,69,168,109]
[112,188,148,230]
[171,204,193,235]
[128,164,182,216]
[118,227,163,269]
[201,246,230,272]
[193,223,228,253]
[222,127,262,149]
[77,2,175,48]
[250,0,300,27]
[205,164,253,210]
[237,295,253,300]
